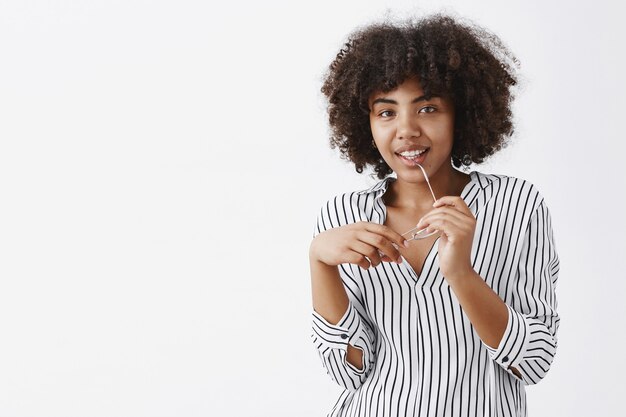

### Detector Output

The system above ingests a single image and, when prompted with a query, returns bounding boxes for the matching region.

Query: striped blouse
[310,170,560,417]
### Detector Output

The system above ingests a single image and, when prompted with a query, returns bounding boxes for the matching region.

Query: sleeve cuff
[312,300,372,374]
[484,304,530,378]
[312,299,361,350]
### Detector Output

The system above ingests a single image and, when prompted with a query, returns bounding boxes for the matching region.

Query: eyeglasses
[400,163,440,241]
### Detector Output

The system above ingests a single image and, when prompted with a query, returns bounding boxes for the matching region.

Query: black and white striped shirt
[310,170,560,417]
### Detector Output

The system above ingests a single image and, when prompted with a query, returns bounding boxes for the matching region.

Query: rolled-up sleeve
[311,297,377,391]
[309,197,377,391]
[484,199,560,385]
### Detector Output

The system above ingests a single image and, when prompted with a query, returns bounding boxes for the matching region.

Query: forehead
[368,79,450,106]
[368,77,442,102]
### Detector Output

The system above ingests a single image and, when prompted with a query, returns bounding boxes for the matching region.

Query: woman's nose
[396,112,420,139]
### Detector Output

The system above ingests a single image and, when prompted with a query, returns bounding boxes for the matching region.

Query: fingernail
[403,240,410,248]
[397,256,404,264]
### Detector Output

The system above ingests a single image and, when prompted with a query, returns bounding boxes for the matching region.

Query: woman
[309,13,560,417]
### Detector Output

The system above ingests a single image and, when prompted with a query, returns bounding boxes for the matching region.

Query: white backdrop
[1,1,624,416]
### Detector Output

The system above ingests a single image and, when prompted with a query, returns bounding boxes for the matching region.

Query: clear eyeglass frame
[400,163,440,241]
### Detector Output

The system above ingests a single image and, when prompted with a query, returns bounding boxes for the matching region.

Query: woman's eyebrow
[371,95,440,105]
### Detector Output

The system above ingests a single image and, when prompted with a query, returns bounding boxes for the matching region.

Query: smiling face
[368,77,456,184]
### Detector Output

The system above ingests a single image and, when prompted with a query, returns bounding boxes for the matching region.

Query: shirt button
[502,356,509,362]
[340,334,348,339]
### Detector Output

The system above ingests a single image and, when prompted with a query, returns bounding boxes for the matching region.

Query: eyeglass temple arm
[415,163,437,202]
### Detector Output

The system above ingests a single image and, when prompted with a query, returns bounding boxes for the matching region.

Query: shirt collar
[356,176,396,196]
[355,171,487,198]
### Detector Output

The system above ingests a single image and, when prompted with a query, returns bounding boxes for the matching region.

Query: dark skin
[321,16,519,180]
[310,77,521,378]
[381,171,470,276]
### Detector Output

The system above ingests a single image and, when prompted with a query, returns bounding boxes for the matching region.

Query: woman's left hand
[416,196,476,281]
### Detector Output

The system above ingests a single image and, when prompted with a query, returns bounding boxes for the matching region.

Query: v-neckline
[378,171,478,280]
[402,236,441,279]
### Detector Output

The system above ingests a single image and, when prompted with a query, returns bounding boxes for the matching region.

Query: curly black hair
[321,13,520,179]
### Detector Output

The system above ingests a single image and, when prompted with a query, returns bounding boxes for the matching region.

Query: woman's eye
[379,110,394,117]
[419,106,436,114]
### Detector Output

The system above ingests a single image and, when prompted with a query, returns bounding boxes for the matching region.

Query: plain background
[1,0,624,416]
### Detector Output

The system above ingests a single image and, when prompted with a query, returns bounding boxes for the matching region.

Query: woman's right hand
[309,221,409,269]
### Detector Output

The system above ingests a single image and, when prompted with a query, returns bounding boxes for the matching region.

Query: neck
[384,165,470,211]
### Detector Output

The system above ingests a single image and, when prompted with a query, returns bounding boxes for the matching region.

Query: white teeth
[399,149,427,157]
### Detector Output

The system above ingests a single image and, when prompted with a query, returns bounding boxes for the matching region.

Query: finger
[348,250,372,270]
[433,196,473,217]
[357,234,402,265]
[351,239,384,267]
[424,212,473,230]
[380,253,397,262]
[364,223,410,250]
[417,207,468,230]
[357,233,403,264]
[421,216,471,240]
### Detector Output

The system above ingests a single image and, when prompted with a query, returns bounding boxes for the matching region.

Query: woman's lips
[396,149,429,166]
